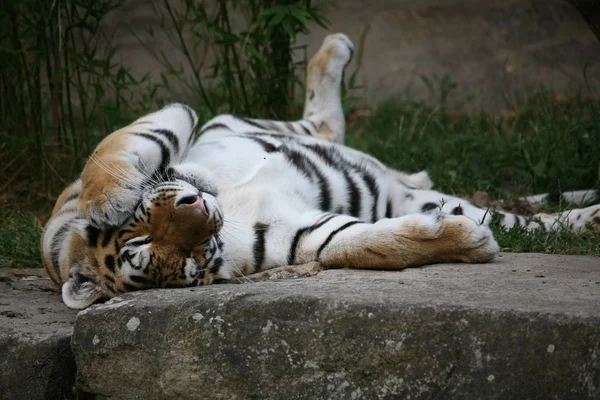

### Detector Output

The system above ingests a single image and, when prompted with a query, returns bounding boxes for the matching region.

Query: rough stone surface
[72,253,600,400]
[0,269,78,400]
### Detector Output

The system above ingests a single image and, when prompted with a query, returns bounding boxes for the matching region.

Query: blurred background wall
[106,0,600,111]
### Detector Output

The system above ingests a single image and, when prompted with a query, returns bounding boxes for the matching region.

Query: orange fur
[79,130,136,215]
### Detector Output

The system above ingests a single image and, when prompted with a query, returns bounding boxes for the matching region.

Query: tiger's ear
[61,269,105,309]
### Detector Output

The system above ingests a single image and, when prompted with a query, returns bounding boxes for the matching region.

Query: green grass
[347,94,600,199]
[346,92,600,255]
[1,92,599,269]
[0,207,43,268]
[492,225,600,255]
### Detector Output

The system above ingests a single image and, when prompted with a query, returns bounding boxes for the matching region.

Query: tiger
[41,33,600,309]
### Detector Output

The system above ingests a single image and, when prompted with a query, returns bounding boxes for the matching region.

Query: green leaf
[267,9,288,27]
[281,19,294,37]
[290,7,308,28]
[245,44,261,59]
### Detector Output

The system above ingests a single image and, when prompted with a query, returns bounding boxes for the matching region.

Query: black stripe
[181,104,196,128]
[316,221,363,259]
[281,147,332,211]
[362,172,380,222]
[136,133,171,178]
[311,162,332,212]
[152,129,179,154]
[203,242,217,267]
[129,275,152,285]
[346,172,362,217]
[451,205,463,215]
[64,192,79,204]
[104,255,116,273]
[210,257,223,274]
[301,144,362,217]
[252,222,269,272]
[298,123,312,136]
[123,282,140,292]
[282,147,313,178]
[421,202,438,213]
[284,122,296,133]
[101,228,115,248]
[546,192,563,204]
[118,229,133,238]
[287,215,337,265]
[234,115,268,130]
[200,122,230,135]
[86,225,101,247]
[302,144,380,221]
[50,224,71,280]
[514,215,522,227]
[245,136,279,153]
[385,199,393,218]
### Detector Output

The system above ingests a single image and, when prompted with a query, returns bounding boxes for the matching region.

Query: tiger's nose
[176,195,207,214]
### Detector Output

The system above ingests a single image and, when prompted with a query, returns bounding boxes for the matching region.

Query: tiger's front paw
[81,188,141,228]
[79,156,143,228]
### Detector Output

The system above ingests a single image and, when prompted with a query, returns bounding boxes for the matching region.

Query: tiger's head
[59,179,225,309]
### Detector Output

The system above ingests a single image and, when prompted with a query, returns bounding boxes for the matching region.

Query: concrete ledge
[72,253,600,399]
[0,269,77,400]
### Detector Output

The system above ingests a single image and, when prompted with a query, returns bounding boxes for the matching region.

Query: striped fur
[41,34,599,309]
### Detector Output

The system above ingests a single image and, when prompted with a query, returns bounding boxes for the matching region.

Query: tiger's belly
[185,136,325,212]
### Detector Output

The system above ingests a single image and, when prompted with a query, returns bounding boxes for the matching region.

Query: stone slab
[0,269,77,400]
[72,253,600,399]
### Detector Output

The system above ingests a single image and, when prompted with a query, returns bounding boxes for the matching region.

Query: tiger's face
[62,180,224,309]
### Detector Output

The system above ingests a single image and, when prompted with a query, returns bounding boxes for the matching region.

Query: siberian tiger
[41,34,600,309]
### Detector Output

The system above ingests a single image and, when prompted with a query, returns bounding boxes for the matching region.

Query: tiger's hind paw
[308,33,354,83]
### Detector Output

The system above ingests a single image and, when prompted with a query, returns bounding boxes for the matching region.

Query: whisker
[223,256,255,284]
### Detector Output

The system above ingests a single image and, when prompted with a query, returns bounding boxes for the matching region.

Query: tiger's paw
[399,213,500,263]
[79,156,143,228]
[81,188,141,228]
[308,33,354,84]
[440,215,500,262]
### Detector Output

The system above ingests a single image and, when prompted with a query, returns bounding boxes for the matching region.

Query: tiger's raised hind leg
[302,33,354,144]
[203,34,354,143]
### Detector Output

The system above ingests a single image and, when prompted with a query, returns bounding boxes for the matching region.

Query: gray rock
[72,253,600,399]
[0,269,77,400]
